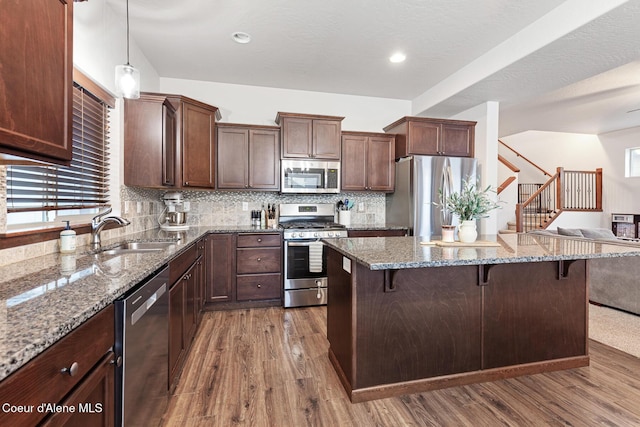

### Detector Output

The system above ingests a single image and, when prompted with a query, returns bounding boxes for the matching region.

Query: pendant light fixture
[115,0,140,99]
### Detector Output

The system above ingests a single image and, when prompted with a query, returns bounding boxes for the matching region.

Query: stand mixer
[158,192,190,231]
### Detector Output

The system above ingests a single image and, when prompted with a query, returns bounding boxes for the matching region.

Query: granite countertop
[345,223,408,231]
[324,233,640,270]
[0,225,280,382]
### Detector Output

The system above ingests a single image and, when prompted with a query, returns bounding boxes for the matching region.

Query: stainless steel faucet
[91,207,131,249]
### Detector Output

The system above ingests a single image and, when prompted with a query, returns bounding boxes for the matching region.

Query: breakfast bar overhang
[324,234,640,403]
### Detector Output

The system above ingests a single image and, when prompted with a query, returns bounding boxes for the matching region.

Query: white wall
[160,78,411,131]
[73,1,161,215]
[501,128,640,229]
[452,101,500,235]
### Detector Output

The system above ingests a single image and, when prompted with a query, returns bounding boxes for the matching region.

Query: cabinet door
[206,233,235,303]
[441,123,473,157]
[341,134,367,191]
[407,121,440,155]
[367,136,395,191]
[0,0,72,164]
[43,352,115,427]
[282,117,313,158]
[249,129,280,189]
[169,281,184,384]
[124,96,171,188]
[217,127,249,189]
[181,101,215,188]
[313,119,341,159]
[183,263,198,347]
[162,102,177,186]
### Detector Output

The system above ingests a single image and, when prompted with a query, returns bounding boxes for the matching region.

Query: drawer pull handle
[256,258,261,262]
[61,362,79,377]
[257,284,262,288]
[257,238,262,243]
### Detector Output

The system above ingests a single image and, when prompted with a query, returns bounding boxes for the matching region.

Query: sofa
[528,227,640,316]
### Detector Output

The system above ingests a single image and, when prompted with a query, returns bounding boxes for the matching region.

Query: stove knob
[314,232,319,238]
[328,232,334,238]
[291,232,298,238]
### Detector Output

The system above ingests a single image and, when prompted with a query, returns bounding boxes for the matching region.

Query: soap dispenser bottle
[60,221,77,253]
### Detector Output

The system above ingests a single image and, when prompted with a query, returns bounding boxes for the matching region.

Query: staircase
[497,140,603,233]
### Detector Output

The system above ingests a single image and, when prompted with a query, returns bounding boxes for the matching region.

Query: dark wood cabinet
[217,123,280,190]
[236,233,282,302]
[172,97,219,188]
[384,116,476,158]
[43,352,115,427]
[341,132,395,191]
[206,233,235,303]
[0,0,73,164]
[168,242,201,389]
[276,112,344,160]
[0,305,114,427]
[124,93,220,189]
[483,261,587,369]
[124,94,177,188]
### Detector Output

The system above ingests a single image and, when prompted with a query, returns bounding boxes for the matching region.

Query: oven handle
[286,240,324,247]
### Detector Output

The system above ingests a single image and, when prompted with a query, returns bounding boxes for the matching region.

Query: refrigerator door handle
[441,163,454,224]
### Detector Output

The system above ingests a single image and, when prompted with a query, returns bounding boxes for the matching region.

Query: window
[6,75,113,229]
[625,147,640,178]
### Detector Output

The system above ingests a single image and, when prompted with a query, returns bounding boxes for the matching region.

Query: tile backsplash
[0,185,387,266]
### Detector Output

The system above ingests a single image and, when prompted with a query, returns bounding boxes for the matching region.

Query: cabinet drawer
[237,247,281,274]
[237,274,281,301]
[169,243,198,284]
[0,305,114,427]
[237,233,281,248]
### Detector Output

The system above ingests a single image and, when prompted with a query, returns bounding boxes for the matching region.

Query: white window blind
[7,83,111,214]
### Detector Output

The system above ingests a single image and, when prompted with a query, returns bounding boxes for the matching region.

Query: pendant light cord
[126,0,131,66]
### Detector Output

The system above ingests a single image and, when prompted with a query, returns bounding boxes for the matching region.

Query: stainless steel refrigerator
[386,155,477,238]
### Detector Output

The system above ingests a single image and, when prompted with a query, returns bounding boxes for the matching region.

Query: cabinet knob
[185,181,190,186]
[111,356,123,367]
[257,284,262,288]
[257,238,262,243]
[61,362,79,377]
[256,258,261,262]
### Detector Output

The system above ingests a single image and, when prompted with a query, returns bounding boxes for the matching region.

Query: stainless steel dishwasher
[115,265,170,427]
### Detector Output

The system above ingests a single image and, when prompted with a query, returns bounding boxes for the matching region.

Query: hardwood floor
[162,306,640,426]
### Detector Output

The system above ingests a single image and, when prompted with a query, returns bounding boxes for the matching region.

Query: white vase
[458,220,478,243]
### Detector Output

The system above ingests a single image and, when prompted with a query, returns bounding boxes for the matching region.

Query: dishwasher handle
[131,283,167,326]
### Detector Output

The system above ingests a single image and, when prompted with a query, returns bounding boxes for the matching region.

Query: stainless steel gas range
[279,203,348,308]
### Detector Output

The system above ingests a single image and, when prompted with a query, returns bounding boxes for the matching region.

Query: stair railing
[499,139,552,178]
[515,167,603,232]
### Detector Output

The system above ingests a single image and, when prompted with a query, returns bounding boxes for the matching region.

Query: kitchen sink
[99,241,176,256]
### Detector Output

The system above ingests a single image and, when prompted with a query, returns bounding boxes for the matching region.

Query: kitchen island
[324,233,640,402]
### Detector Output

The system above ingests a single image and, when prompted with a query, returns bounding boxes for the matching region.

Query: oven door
[284,239,327,289]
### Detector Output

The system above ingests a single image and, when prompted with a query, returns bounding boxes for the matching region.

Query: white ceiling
[111,0,640,137]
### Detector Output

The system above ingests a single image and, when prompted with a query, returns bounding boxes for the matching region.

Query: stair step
[498,229,517,234]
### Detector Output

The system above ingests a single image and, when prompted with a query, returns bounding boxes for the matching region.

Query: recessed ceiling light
[389,52,406,63]
[232,32,251,44]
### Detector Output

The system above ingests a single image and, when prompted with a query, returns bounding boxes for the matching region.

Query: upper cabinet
[0,0,73,165]
[217,123,280,190]
[275,112,344,160]
[167,95,220,189]
[341,132,395,192]
[124,93,220,189]
[124,94,176,188]
[384,117,476,158]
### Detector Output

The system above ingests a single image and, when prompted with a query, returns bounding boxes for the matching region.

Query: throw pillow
[557,227,584,237]
[580,228,617,240]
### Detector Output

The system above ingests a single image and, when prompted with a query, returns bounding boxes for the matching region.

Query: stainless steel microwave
[281,159,340,193]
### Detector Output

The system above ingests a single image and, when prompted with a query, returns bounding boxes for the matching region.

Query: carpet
[589,303,640,358]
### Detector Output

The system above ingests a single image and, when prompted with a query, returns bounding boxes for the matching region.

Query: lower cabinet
[0,305,115,427]
[205,233,235,303]
[168,243,201,390]
[205,232,283,307]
